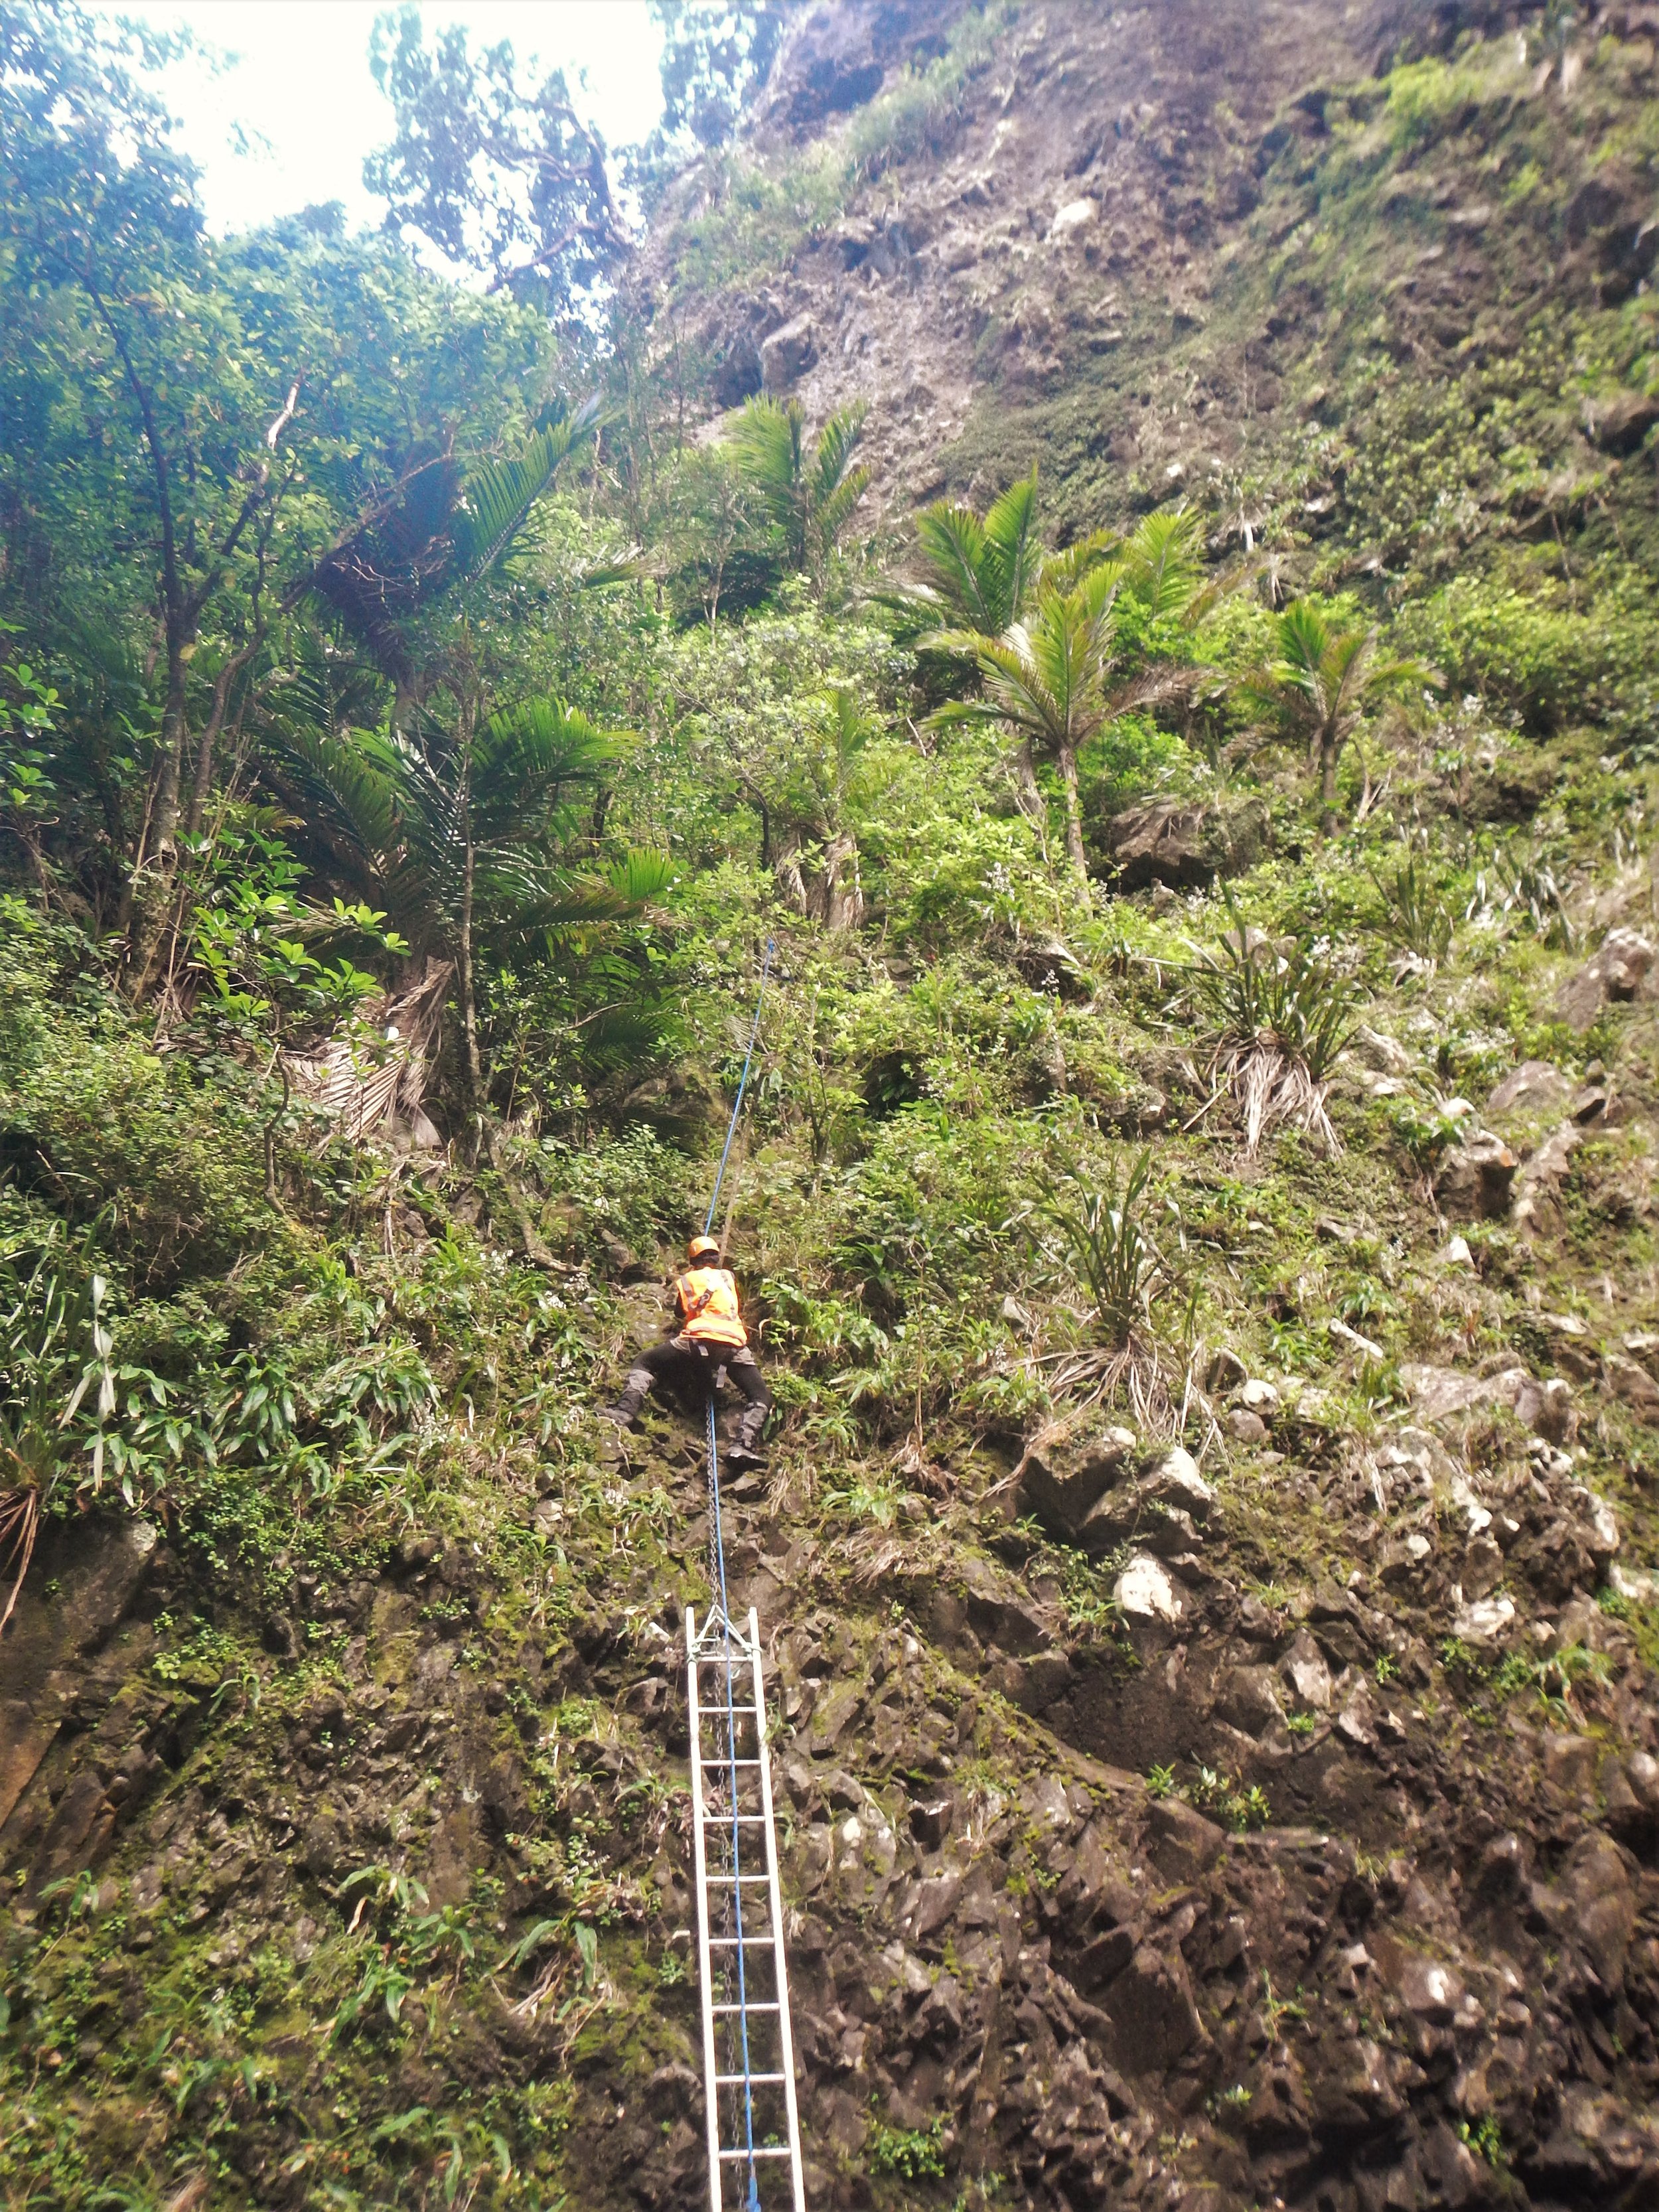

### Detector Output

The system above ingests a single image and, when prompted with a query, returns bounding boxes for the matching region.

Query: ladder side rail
[706,1406,763,2209]
[686,1608,724,2212]
[716,1618,762,2205]
[749,1608,808,2212]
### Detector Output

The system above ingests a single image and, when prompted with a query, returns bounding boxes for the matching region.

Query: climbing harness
[684,942,802,2212]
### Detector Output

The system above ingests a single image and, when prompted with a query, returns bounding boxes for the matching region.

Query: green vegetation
[1243,601,1433,833]
[929,510,1207,876]
[868,2114,949,2182]
[3,2,1659,2206]
[1183,914,1360,1155]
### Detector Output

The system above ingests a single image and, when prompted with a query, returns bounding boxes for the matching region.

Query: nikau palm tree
[884,468,1114,642]
[930,509,1208,879]
[899,472,1044,637]
[728,395,869,584]
[1245,601,1431,834]
[276,696,668,1124]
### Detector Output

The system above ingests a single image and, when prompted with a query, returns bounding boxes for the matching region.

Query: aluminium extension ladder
[685,1602,806,2212]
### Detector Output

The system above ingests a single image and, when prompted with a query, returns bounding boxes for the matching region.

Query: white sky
[107,2,667,236]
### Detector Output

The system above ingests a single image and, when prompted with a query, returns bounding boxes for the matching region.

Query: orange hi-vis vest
[676,1265,747,1347]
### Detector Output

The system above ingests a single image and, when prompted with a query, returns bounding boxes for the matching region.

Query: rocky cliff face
[7,5,1659,2211]
[650,0,1659,544]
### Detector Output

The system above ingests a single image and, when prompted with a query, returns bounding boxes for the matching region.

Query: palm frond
[981,471,1042,621]
[1271,599,1333,687]
[569,1001,677,1074]
[449,395,601,583]
[1035,526,1118,596]
[729,395,804,514]
[476,697,633,798]
[486,851,671,946]
[813,463,869,551]
[914,503,994,627]
[1121,506,1204,620]
[267,725,403,883]
[603,848,678,903]
[810,403,868,507]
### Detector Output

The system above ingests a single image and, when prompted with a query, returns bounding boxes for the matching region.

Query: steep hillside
[649,0,1659,578]
[5,5,1659,2212]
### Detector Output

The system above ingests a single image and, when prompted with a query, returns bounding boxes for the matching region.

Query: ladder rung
[708,1935,774,1947]
[702,1873,770,1884]
[711,2002,778,2014]
[715,2071,788,2085]
[700,1812,766,1824]
[718,2147,794,2160]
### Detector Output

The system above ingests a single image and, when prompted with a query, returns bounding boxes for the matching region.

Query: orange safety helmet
[687,1234,720,1261]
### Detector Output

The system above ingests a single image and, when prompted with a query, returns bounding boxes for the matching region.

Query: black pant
[619,1335,768,1441]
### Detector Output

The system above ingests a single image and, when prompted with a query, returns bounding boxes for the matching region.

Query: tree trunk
[1012,739,1045,825]
[1058,743,1089,881]
[151,627,191,863]
[459,828,482,1131]
[1319,725,1341,836]
[123,627,192,992]
[185,642,257,838]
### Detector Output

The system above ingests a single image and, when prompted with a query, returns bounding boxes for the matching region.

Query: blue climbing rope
[705,938,774,1237]
[703,938,774,2212]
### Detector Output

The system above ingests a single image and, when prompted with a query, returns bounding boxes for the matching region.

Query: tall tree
[366,7,629,313]
[0,3,290,878]
[652,1,796,150]
[309,398,602,715]
[1,5,575,979]
[275,694,662,1126]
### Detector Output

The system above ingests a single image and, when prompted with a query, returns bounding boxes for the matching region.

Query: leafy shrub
[1189,1765,1271,1831]
[0,914,268,1285]
[868,2116,947,2182]
[1397,579,1626,733]
[536,1126,693,1258]
[1384,57,1483,150]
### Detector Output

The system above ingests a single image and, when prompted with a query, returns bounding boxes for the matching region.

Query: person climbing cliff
[601,1235,770,1465]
